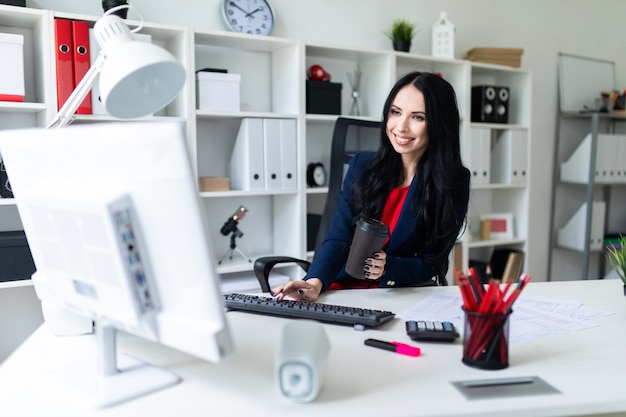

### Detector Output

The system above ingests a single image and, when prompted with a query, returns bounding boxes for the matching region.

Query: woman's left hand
[364,250,386,280]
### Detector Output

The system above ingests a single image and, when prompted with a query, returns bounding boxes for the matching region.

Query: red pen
[364,338,421,357]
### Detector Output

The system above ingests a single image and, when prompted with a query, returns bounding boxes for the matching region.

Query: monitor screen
[0,122,234,407]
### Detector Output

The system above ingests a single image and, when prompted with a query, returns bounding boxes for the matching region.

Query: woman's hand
[364,250,386,280]
[272,278,323,302]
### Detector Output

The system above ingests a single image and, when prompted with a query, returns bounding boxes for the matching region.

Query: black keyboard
[223,293,395,330]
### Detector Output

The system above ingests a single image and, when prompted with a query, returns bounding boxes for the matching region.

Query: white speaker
[275,321,330,403]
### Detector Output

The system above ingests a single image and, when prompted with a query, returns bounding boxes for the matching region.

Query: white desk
[1,280,625,417]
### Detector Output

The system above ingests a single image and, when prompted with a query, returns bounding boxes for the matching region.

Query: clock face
[222,0,275,36]
[313,166,326,185]
[307,162,326,187]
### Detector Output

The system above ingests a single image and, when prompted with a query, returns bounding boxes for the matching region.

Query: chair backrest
[312,117,381,258]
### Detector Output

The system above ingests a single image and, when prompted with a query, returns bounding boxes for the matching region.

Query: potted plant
[102,0,129,18]
[605,234,626,295]
[385,18,418,52]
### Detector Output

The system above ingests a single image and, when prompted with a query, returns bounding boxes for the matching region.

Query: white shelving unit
[549,112,626,280]
[0,5,533,293]
[461,64,532,276]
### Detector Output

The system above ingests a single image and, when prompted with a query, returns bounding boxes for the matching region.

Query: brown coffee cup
[345,218,389,279]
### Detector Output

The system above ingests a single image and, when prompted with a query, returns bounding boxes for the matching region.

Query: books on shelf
[468,248,525,285]
[490,248,524,283]
[465,47,524,68]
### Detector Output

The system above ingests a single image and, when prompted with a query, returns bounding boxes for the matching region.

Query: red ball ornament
[308,64,331,81]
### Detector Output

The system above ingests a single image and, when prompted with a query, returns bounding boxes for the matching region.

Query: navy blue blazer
[305,152,470,291]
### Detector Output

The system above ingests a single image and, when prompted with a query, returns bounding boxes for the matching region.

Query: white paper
[396,292,615,345]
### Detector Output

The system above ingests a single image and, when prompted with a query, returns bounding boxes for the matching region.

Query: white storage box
[196,71,240,112]
[0,33,25,102]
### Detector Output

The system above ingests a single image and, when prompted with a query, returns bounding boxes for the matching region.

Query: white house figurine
[431,11,455,59]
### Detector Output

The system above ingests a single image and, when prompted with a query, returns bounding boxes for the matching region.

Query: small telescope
[218,205,251,265]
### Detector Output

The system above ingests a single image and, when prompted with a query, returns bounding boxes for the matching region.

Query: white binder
[230,118,265,190]
[279,119,297,189]
[560,133,625,184]
[557,201,606,251]
[263,119,282,190]
[469,128,490,184]
[491,130,528,184]
[619,135,626,183]
[607,134,625,183]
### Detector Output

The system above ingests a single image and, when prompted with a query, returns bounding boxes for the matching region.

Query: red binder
[71,20,92,114]
[54,19,74,111]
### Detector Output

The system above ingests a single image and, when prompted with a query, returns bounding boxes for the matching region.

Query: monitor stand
[55,323,180,409]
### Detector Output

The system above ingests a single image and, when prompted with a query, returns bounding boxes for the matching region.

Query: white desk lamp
[39,5,186,335]
[47,5,186,128]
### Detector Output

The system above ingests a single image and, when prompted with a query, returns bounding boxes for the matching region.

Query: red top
[327,186,410,291]
[380,185,410,248]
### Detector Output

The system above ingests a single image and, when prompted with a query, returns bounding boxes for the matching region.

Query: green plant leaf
[605,234,626,284]
[385,18,418,42]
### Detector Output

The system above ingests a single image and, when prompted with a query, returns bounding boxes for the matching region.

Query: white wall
[28,0,626,281]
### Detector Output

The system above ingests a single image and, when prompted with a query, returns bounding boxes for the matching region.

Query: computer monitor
[0,122,234,408]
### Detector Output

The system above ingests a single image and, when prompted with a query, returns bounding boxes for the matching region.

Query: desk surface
[1,280,625,417]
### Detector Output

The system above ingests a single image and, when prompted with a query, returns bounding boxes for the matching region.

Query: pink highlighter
[364,338,421,357]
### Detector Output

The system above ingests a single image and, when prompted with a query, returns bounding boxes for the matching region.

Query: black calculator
[405,320,459,342]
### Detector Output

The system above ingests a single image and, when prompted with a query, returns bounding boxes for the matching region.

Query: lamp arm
[47,52,106,129]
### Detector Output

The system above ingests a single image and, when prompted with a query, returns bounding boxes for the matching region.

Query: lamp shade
[94,14,186,119]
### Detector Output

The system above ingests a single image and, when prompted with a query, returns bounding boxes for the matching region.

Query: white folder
[230,118,265,190]
[469,128,490,184]
[279,119,297,189]
[595,134,612,183]
[263,119,282,190]
[491,130,528,184]
[619,135,626,183]
[560,133,620,184]
[557,201,606,251]
[606,134,625,183]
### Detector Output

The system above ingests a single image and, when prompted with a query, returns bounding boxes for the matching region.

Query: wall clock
[221,0,275,36]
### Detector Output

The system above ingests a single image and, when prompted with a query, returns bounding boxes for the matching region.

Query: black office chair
[253,117,441,292]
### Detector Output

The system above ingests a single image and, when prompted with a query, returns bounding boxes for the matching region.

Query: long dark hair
[352,71,466,264]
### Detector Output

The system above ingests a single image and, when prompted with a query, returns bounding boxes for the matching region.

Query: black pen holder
[462,308,511,370]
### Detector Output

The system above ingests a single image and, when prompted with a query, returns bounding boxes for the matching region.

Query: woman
[274,71,470,301]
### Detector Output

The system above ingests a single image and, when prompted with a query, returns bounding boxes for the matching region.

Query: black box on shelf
[0,1,26,6]
[306,80,342,115]
[0,231,36,282]
[471,85,509,124]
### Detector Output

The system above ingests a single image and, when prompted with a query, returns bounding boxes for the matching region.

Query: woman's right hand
[272,278,323,302]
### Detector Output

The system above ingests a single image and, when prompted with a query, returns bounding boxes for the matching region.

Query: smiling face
[385,84,429,166]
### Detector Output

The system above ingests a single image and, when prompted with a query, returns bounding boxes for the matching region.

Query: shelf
[0,199,16,206]
[468,238,526,249]
[0,279,32,290]
[196,111,297,120]
[0,102,47,113]
[200,189,299,198]
[0,5,533,287]
[471,183,527,191]
[306,187,328,195]
[550,111,626,279]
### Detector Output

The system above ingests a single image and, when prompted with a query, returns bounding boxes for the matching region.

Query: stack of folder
[465,47,524,68]
[54,18,92,114]
[229,118,298,191]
